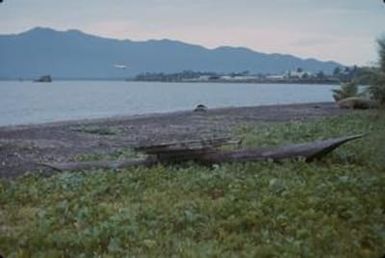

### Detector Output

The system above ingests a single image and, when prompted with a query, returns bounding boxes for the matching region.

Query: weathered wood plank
[134,137,238,154]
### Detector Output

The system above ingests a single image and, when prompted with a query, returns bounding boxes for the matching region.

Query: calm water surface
[0,81,337,126]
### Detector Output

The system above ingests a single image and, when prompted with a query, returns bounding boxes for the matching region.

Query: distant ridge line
[0,27,342,79]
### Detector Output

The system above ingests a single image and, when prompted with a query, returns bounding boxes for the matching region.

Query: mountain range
[0,27,342,79]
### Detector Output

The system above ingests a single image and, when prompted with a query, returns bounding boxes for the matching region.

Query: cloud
[292,37,338,47]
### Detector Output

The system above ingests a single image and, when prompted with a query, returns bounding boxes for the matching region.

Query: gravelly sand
[0,102,347,179]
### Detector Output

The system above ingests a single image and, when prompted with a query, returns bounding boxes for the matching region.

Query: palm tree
[368,37,385,106]
[332,81,359,101]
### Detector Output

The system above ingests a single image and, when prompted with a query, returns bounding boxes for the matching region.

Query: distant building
[198,75,211,81]
[219,75,258,81]
[266,74,285,80]
[182,75,211,82]
[285,70,312,79]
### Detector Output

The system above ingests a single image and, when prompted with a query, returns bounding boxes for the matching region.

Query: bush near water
[334,37,385,108]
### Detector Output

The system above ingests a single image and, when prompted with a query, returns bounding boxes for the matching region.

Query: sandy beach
[0,102,347,179]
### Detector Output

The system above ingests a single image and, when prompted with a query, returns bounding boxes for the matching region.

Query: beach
[0,102,347,179]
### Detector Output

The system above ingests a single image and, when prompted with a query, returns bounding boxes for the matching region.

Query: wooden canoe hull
[39,134,364,172]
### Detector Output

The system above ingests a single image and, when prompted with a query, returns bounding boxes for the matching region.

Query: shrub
[368,37,385,106]
[332,81,359,101]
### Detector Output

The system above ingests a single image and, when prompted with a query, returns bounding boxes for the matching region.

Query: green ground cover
[1,111,384,257]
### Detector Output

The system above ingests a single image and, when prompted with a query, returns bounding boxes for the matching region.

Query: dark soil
[0,102,347,179]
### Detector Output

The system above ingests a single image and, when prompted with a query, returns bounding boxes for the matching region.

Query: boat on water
[34,75,52,82]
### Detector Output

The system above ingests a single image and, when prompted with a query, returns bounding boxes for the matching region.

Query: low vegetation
[71,126,122,136]
[0,111,384,257]
[368,37,385,106]
[334,37,385,108]
[332,81,361,102]
[74,148,143,162]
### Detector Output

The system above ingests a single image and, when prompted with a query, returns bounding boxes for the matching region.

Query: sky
[0,0,384,66]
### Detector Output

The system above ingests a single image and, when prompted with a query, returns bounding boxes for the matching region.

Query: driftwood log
[40,134,364,172]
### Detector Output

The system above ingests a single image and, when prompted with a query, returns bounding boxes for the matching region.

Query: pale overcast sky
[1,0,384,66]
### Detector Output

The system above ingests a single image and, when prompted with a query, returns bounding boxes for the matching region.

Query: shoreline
[0,102,336,130]
[0,102,347,179]
[130,79,340,85]
[1,78,340,84]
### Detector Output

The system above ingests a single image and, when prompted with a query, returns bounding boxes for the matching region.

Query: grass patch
[71,126,122,136]
[237,111,385,168]
[74,148,143,162]
[0,111,384,257]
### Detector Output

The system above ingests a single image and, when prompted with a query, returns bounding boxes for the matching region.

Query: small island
[34,75,52,83]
